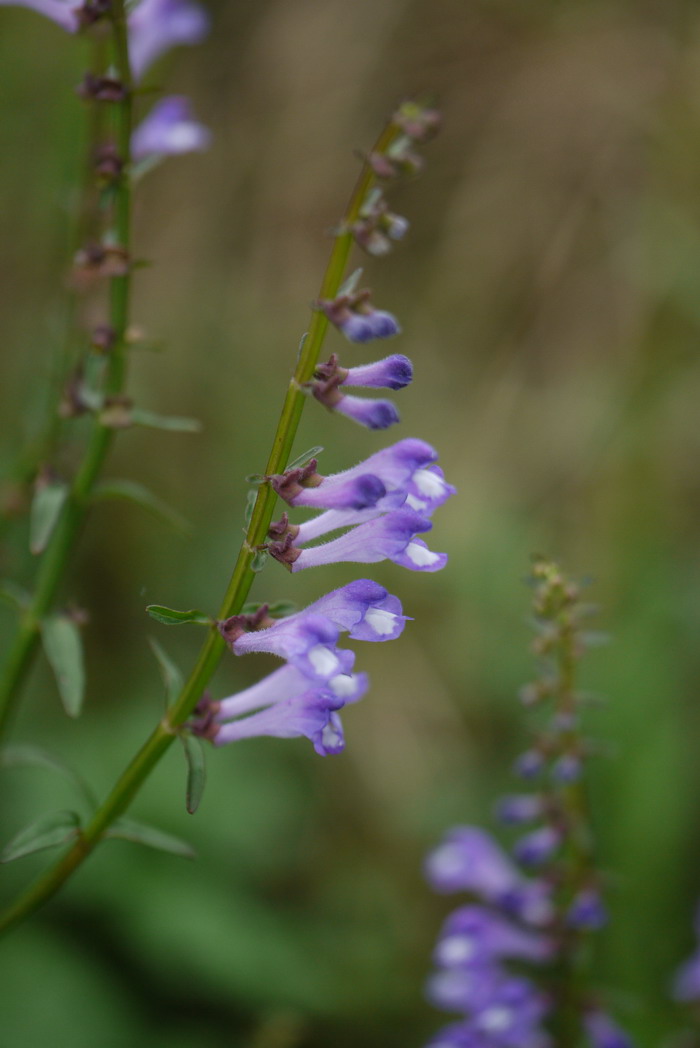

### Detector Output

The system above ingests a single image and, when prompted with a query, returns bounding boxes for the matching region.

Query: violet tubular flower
[340,353,413,390]
[331,393,400,430]
[301,579,408,641]
[214,688,347,756]
[128,0,209,81]
[225,612,346,683]
[131,96,211,162]
[277,509,447,574]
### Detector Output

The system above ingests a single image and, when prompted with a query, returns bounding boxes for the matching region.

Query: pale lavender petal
[215,689,346,756]
[232,613,343,681]
[426,827,523,899]
[303,579,408,641]
[0,0,78,31]
[404,465,457,515]
[217,651,356,720]
[584,1011,635,1048]
[292,509,433,572]
[131,96,211,159]
[287,472,386,511]
[435,906,554,967]
[128,0,209,81]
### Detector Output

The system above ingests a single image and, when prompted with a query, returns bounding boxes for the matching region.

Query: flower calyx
[218,604,274,647]
[268,459,322,503]
[267,534,301,572]
[76,73,128,104]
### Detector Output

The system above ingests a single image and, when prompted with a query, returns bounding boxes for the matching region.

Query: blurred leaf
[286,446,323,472]
[1,810,81,863]
[149,638,183,703]
[146,604,211,627]
[29,480,67,555]
[130,408,201,433]
[0,744,95,807]
[251,550,269,573]
[267,600,298,618]
[338,267,363,296]
[180,733,206,815]
[0,580,30,611]
[104,818,195,859]
[92,479,191,535]
[41,615,85,717]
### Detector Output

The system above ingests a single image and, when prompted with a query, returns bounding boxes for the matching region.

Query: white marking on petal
[364,607,398,636]
[330,674,357,698]
[437,936,476,965]
[406,542,440,567]
[405,492,427,511]
[413,469,446,497]
[307,645,339,676]
[479,1007,513,1033]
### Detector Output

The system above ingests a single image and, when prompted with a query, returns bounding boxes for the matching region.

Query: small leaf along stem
[0,6,134,740]
[0,115,404,936]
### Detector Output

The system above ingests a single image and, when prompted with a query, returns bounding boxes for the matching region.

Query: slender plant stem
[0,119,401,936]
[0,12,133,739]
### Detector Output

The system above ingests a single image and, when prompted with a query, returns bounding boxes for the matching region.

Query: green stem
[0,119,401,936]
[0,7,133,740]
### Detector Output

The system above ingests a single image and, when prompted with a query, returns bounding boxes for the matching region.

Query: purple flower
[404,465,457,515]
[550,754,582,784]
[583,1011,635,1048]
[230,613,345,682]
[128,0,209,81]
[0,0,209,81]
[566,889,607,931]
[285,472,387,512]
[495,795,544,826]
[302,579,408,641]
[672,950,700,1002]
[434,906,554,967]
[216,653,364,720]
[331,306,401,343]
[513,751,544,780]
[341,354,413,390]
[287,509,447,573]
[131,96,211,161]
[425,827,553,927]
[331,393,400,430]
[512,826,561,868]
[425,1024,485,1048]
[214,687,347,756]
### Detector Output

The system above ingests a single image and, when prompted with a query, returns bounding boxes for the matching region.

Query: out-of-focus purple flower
[512,826,561,868]
[672,950,700,1002]
[583,1010,635,1048]
[425,1023,485,1048]
[513,751,545,780]
[434,906,554,968]
[281,509,446,573]
[320,296,401,343]
[229,613,345,682]
[330,393,400,430]
[0,0,78,31]
[214,687,347,756]
[131,96,211,161]
[0,0,209,81]
[566,889,607,931]
[428,968,551,1047]
[341,354,413,390]
[128,0,209,81]
[426,827,553,928]
[550,754,582,784]
[302,579,408,642]
[495,795,544,826]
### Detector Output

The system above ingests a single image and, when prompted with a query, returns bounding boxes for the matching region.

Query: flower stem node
[76,73,128,103]
[393,100,442,142]
[217,604,273,647]
[94,143,124,185]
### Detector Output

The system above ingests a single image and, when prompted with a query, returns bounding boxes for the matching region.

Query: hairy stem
[0,118,400,935]
[0,13,133,739]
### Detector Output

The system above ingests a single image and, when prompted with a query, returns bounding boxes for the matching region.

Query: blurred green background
[2,0,700,1044]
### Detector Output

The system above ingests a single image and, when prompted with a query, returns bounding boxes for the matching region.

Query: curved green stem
[0,119,401,935]
[0,9,133,739]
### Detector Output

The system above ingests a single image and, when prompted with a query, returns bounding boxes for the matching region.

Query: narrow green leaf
[180,733,206,815]
[42,615,85,718]
[1,810,81,863]
[93,479,191,535]
[149,638,183,703]
[0,744,96,807]
[29,481,68,555]
[0,579,30,611]
[244,474,265,484]
[267,600,298,618]
[244,488,257,526]
[251,549,269,573]
[146,605,212,627]
[338,267,363,296]
[105,818,196,859]
[130,408,202,433]
[286,446,324,472]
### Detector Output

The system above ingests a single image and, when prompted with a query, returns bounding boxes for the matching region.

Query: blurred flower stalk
[423,560,634,1048]
[0,0,447,935]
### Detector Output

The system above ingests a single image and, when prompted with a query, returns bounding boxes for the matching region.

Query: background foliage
[1,0,699,1044]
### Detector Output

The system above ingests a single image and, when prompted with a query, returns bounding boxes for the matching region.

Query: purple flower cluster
[672,904,700,1003]
[422,564,636,1047]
